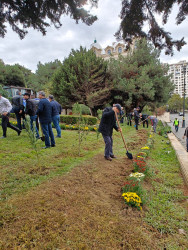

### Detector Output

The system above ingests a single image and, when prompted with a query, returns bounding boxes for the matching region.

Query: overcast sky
[0,0,187,72]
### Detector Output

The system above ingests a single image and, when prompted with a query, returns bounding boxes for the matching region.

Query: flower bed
[121,130,154,211]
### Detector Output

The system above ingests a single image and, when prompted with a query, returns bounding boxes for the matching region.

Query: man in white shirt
[0,93,21,138]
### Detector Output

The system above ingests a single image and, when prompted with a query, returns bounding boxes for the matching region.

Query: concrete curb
[168,133,188,186]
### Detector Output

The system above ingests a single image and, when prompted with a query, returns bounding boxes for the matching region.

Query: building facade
[90,40,135,60]
[168,60,188,98]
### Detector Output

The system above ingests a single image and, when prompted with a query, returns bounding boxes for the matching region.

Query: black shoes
[104,156,112,161]
[17,130,21,136]
[110,155,117,158]
[51,145,55,147]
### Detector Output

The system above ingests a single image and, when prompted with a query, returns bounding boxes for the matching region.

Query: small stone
[178,229,186,235]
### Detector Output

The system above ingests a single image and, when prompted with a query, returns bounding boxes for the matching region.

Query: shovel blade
[126,151,133,159]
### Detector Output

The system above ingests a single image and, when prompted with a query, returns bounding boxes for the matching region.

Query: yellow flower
[141,146,149,150]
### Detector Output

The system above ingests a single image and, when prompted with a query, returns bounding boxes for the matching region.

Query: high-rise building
[168,60,188,97]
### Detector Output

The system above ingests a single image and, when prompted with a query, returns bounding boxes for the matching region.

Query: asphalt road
[168,113,188,150]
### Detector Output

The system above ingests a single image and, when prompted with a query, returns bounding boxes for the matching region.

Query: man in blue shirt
[49,95,62,138]
[36,91,55,149]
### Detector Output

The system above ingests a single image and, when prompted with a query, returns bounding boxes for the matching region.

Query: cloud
[0,0,187,71]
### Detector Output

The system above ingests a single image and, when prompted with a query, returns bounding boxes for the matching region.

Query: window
[107,49,111,55]
[118,47,122,53]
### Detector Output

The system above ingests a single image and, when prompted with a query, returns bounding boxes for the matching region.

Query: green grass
[144,133,188,235]
[0,123,140,202]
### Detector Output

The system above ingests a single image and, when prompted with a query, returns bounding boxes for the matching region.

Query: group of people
[0,91,62,149]
[1,93,188,156]
[126,107,158,132]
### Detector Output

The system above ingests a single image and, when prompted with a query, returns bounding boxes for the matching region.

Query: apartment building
[168,60,188,98]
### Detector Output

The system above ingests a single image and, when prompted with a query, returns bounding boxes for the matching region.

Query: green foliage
[168,94,183,112]
[0,84,8,98]
[24,116,40,166]
[28,60,62,92]
[141,105,152,115]
[2,64,26,87]
[108,39,174,111]
[0,0,97,39]
[157,120,171,136]
[52,46,110,116]
[116,0,186,55]
[60,115,97,125]
[72,103,91,115]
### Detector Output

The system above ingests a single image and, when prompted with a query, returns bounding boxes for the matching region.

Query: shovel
[138,117,149,125]
[115,111,133,160]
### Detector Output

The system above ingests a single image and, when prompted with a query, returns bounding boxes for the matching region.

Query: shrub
[60,115,98,125]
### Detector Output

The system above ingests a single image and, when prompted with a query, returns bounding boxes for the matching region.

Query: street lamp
[182,64,187,128]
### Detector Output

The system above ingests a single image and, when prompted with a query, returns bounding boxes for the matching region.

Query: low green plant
[24,116,40,166]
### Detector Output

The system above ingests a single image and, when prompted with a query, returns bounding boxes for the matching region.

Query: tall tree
[116,0,187,55]
[0,0,97,39]
[4,64,26,87]
[51,47,110,116]
[0,59,6,85]
[168,94,183,112]
[108,39,174,111]
[28,60,62,92]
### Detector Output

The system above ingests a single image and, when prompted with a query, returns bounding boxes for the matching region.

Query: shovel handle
[139,117,149,125]
[114,110,129,152]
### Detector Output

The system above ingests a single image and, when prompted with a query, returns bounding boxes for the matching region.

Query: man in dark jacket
[49,95,62,138]
[127,112,133,126]
[134,107,140,130]
[36,91,55,148]
[141,114,149,128]
[12,90,24,130]
[99,104,122,161]
[23,93,40,139]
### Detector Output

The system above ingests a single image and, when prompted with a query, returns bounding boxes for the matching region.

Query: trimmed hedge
[60,115,98,125]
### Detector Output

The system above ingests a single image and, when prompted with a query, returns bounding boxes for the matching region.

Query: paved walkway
[168,133,188,186]
[158,112,188,186]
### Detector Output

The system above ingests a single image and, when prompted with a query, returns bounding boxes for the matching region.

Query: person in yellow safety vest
[173,118,179,132]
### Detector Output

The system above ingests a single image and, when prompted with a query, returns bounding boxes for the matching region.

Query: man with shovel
[99,104,122,161]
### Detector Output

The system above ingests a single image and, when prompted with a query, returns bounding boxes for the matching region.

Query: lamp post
[182,64,186,128]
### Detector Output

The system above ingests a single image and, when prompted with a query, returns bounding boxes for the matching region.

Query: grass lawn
[0,122,187,249]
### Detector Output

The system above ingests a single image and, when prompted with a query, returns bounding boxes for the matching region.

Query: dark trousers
[102,135,113,157]
[186,138,188,152]
[12,107,22,130]
[41,123,55,147]
[1,114,20,137]
[135,119,139,130]
[175,125,179,132]
[127,119,132,126]
[143,120,148,128]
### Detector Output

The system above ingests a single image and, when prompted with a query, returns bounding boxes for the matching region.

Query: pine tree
[116,0,187,55]
[108,39,174,111]
[0,0,97,39]
[51,46,110,116]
